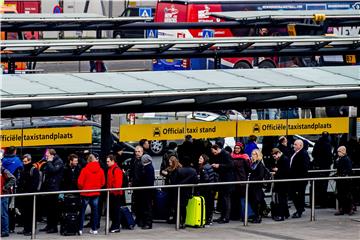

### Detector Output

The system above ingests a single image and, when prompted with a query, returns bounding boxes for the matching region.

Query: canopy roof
[1,66,359,117]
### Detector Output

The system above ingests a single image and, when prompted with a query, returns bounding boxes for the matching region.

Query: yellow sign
[345,55,356,64]
[120,121,236,141]
[0,126,93,148]
[120,117,349,141]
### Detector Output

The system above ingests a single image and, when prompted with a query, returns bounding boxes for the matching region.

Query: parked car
[187,110,244,122]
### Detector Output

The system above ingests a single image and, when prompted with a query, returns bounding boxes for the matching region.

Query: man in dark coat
[312,131,333,207]
[271,148,290,221]
[334,146,353,215]
[211,144,234,223]
[17,154,40,236]
[62,154,81,191]
[138,152,155,230]
[40,149,64,233]
[289,140,310,218]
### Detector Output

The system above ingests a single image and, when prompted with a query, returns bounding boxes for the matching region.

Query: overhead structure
[1,36,359,62]
[1,66,359,118]
[1,10,360,32]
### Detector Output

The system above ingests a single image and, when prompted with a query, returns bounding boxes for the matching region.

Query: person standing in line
[231,142,250,221]
[106,154,123,233]
[277,136,293,159]
[168,156,198,229]
[334,146,354,215]
[1,146,23,233]
[1,159,16,238]
[137,153,155,230]
[289,140,310,218]
[17,154,40,236]
[248,149,266,224]
[245,135,259,159]
[78,154,105,235]
[40,149,64,234]
[139,139,150,154]
[198,154,217,225]
[271,148,290,221]
[312,131,333,208]
[62,154,81,191]
[211,144,234,224]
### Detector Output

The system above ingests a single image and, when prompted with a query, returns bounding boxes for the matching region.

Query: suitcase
[153,189,169,220]
[185,196,206,227]
[63,194,81,212]
[60,212,80,236]
[120,206,135,230]
[240,197,255,220]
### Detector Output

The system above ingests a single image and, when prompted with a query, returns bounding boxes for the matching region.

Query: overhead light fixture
[1,104,32,110]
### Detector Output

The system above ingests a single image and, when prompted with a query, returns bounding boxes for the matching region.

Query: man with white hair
[289,140,310,218]
[334,146,353,215]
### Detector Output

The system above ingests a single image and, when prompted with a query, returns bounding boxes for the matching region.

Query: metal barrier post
[176,187,180,230]
[31,195,36,239]
[105,191,110,235]
[244,183,249,226]
[311,180,315,221]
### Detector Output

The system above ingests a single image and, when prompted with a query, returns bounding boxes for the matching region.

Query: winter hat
[141,154,152,166]
[235,142,244,148]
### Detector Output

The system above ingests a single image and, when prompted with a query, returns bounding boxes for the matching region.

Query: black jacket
[43,155,64,191]
[290,149,310,179]
[18,163,40,193]
[62,165,81,190]
[249,160,266,203]
[214,149,234,182]
[273,155,290,193]
[335,155,352,176]
[278,144,293,159]
[312,136,333,170]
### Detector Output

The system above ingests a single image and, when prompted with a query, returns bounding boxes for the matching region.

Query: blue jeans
[1,197,9,234]
[80,196,99,231]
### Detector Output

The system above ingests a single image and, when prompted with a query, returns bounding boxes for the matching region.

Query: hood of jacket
[85,161,102,174]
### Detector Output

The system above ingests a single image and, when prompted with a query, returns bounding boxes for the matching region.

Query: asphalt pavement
[9,208,360,240]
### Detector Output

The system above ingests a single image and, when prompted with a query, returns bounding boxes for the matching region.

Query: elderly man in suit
[289,140,310,218]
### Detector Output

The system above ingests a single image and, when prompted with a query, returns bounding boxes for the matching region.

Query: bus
[153,0,360,70]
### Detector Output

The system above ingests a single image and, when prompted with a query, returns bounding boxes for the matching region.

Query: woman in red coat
[78,154,105,235]
[106,154,123,233]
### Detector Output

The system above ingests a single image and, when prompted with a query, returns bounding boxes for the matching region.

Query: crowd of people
[0,132,358,237]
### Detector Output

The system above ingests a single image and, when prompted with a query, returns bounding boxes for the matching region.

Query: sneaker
[78,230,82,236]
[89,229,98,235]
[110,229,120,233]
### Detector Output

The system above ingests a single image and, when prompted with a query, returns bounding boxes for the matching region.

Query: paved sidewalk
[10,208,360,240]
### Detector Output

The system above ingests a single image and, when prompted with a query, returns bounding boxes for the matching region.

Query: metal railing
[1,175,360,239]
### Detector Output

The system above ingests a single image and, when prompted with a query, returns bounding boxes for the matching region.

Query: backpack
[112,167,128,188]
[31,161,46,191]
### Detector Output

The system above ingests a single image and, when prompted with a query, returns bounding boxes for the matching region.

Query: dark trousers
[45,194,59,229]
[337,179,353,213]
[219,189,231,220]
[22,196,34,232]
[179,189,191,225]
[109,195,122,230]
[134,190,153,227]
[274,192,289,218]
[204,189,215,223]
[290,182,307,214]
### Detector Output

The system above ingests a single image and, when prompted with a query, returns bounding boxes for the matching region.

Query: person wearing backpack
[106,154,123,233]
[17,154,40,236]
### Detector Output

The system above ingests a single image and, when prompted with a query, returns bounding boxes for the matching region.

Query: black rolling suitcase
[60,194,81,236]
